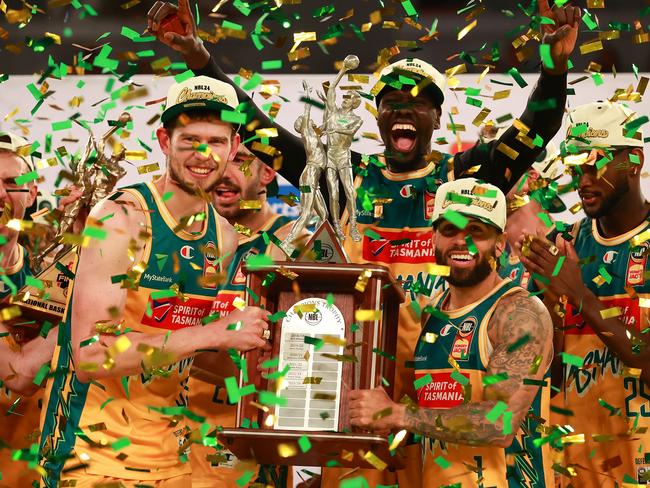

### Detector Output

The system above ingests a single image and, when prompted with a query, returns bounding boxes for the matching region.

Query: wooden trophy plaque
[218,261,405,469]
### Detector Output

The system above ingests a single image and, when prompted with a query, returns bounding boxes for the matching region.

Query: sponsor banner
[141,296,214,330]
[210,291,242,315]
[416,370,469,408]
[362,228,435,264]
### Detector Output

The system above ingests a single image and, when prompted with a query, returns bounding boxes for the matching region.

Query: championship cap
[161,75,239,125]
[0,131,34,171]
[565,101,644,153]
[375,58,446,107]
[432,178,506,232]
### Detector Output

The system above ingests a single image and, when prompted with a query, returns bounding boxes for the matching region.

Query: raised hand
[147,0,209,68]
[539,0,580,74]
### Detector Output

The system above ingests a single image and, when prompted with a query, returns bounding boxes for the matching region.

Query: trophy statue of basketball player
[31,112,131,269]
[319,55,363,242]
[281,81,329,256]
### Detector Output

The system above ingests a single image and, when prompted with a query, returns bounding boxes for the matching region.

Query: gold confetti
[234,223,252,237]
[278,443,297,458]
[125,151,147,160]
[1,306,21,321]
[239,200,262,210]
[255,127,278,138]
[423,332,438,344]
[388,429,407,450]
[355,309,381,322]
[426,263,451,276]
[639,298,650,308]
[137,163,160,174]
[363,450,388,471]
[600,307,622,319]
[294,303,317,314]
[630,229,650,248]
[623,367,642,378]
[354,269,372,292]
[579,40,604,55]
[561,434,586,444]
[569,202,583,214]
[287,47,310,61]
[303,377,322,384]
[472,108,491,127]
[496,143,519,160]
[276,267,298,280]
[457,19,477,40]
[232,297,246,311]
[493,90,511,100]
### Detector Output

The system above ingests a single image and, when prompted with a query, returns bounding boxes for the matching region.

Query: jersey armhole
[117,188,153,267]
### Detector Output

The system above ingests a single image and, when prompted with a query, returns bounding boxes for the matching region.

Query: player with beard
[147,1,578,485]
[0,132,60,487]
[349,179,554,487]
[38,77,272,487]
[188,146,305,487]
[519,101,650,487]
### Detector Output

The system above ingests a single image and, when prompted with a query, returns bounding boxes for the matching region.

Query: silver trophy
[282,55,363,256]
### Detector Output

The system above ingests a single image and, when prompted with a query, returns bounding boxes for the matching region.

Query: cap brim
[161,100,239,127]
[433,212,503,232]
[375,78,444,107]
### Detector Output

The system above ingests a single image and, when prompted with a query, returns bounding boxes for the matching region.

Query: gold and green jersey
[39,181,226,485]
[556,216,650,487]
[415,279,552,487]
[341,155,452,401]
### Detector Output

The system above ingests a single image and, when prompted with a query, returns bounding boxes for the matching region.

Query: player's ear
[259,161,276,186]
[157,127,171,155]
[495,231,506,258]
[629,148,644,178]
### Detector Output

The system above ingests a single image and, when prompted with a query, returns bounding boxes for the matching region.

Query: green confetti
[15,170,39,185]
[298,435,311,453]
[483,372,509,386]
[551,256,566,277]
[502,410,513,435]
[111,437,131,451]
[150,289,177,300]
[442,209,468,229]
[82,226,107,240]
[259,390,287,407]
[434,455,451,469]
[539,44,554,70]
[162,191,173,201]
[465,235,478,256]
[507,67,528,88]
[340,477,369,488]
[363,228,382,241]
[32,363,50,386]
[100,397,114,410]
[236,471,256,487]
[268,311,286,322]
[225,376,241,403]
[507,334,531,352]
[304,336,324,350]
[261,357,279,369]
[451,369,469,386]
[220,110,247,125]
[25,276,44,290]
[561,352,584,368]
[486,401,508,423]
[245,253,274,270]
[582,10,598,30]
[174,69,195,83]
[262,59,283,70]
[40,320,54,338]
[414,373,432,390]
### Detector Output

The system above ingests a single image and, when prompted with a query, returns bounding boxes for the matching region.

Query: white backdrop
[1,71,648,224]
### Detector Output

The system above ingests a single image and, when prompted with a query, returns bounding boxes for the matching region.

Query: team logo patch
[151,300,174,322]
[626,242,648,286]
[451,317,477,360]
[180,245,194,260]
[416,371,469,408]
[202,241,219,289]
[142,296,213,329]
[424,190,436,220]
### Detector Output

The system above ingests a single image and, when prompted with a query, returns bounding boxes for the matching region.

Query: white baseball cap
[0,131,34,170]
[432,178,506,232]
[375,58,446,107]
[532,143,563,180]
[565,101,644,151]
[161,75,239,124]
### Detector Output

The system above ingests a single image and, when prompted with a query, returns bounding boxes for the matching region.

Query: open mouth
[390,123,417,153]
[187,166,215,178]
[579,191,600,206]
[214,186,240,205]
[448,251,476,267]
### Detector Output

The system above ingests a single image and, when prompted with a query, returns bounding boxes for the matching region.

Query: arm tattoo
[404,292,553,446]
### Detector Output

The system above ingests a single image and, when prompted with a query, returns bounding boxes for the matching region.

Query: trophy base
[217,429,405,470]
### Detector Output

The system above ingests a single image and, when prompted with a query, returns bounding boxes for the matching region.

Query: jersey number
[624,377,650,418]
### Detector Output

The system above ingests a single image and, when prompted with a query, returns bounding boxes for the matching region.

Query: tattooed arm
[350,292,553,447]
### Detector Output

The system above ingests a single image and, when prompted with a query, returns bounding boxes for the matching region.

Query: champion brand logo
[400,184,415,198]
[602,250,618,264]
[180,245,194,260]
